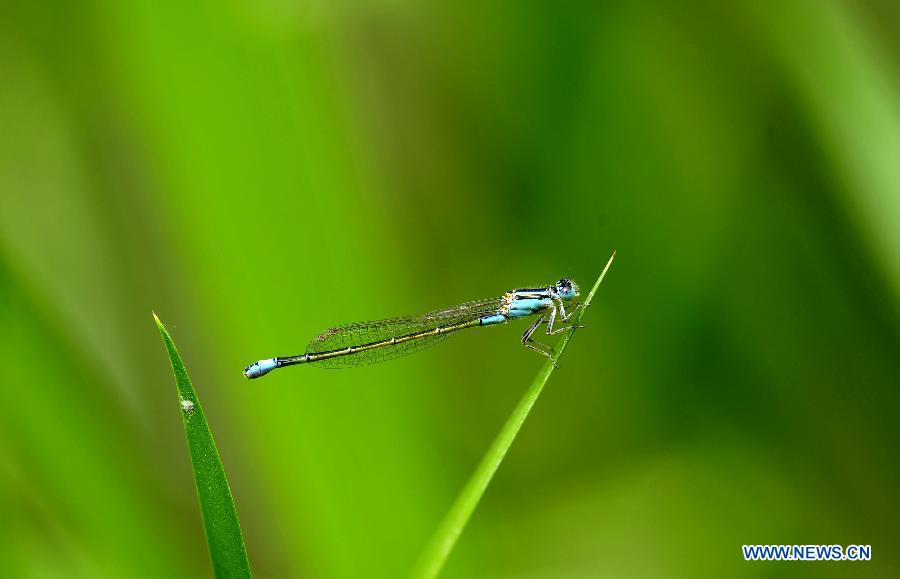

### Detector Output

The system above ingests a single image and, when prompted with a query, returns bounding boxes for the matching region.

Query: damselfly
[244,278,584,379]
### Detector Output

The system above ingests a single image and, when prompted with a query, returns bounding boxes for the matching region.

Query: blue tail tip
[244,358,277,379]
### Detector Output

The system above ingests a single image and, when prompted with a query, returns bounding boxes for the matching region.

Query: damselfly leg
[517,301,588,367]
[520,316,559,367]
[555,297,569,321]
[544,302,584,334]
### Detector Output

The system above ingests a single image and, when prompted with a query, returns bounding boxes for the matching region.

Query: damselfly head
[555,278,579,300]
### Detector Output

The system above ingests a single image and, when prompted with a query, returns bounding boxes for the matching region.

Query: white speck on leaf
[181,399,195,415]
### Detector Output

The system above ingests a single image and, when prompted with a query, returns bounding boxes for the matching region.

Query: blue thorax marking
[507,297,553,317]
[479,294,555,325]
[514,288,553,298]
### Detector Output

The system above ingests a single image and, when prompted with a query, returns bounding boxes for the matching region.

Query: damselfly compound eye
[555,278,578,300]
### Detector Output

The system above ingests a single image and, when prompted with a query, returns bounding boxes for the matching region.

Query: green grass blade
[154,314,253,579]
[410,251,616,579]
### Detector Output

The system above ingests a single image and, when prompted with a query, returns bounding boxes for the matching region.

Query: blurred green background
[2,0,899,577]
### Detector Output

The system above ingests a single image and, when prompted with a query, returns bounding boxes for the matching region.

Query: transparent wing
[305,296,505,368]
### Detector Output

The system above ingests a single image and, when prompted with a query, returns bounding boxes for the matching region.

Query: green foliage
[154,314,252,579]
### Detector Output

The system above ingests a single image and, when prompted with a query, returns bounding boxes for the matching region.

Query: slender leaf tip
[411,251,616,579]
[153,312,253,579]
[584,250,615,307]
